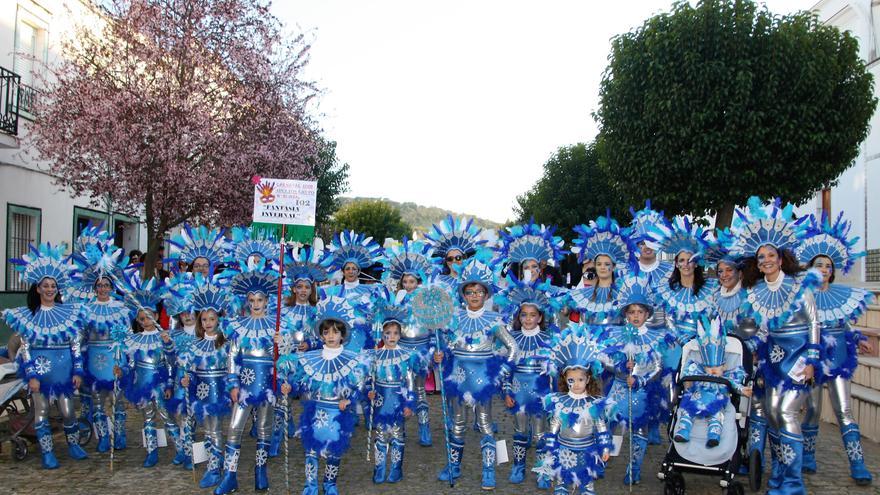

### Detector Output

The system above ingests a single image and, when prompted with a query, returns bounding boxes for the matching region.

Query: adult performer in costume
[4,243,89,469]
[796,212,873,485]
[425,215,486,291]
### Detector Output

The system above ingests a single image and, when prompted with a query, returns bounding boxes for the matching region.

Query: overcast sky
[274,0,813,223]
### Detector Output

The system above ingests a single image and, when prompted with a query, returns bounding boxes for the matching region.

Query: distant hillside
[338,197,502,232]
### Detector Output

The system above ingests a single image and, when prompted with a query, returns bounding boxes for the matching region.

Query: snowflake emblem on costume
[224,448,240,471]
[803,433,816,452]
[325,463,339,480]
[449,448,461,465]
[34,356,52,375]
[513,444,527,462]
[94,353,109,370]
[559,448,577,469]
[305,460,318,481]
[183,440,193,456]
[510,378,521,394]
[779,443,796,465]
[418,409,429,423]
[196,382,210,400]
[64,430,78,445]
[391,447,402,464]
[373,394,384,408]
[314,408,330,428]
[255,447,268,466]
[483,447,496,466]
[95,418,108,436]
[375,444,386,464]
[146,433,158,452]
[846,440,863,462]
[39,435,53,453]
[451,366,466,384]
[208,455,220,471]
[240,367,257,386]
[749,427,763,448]
[769,345,785,364]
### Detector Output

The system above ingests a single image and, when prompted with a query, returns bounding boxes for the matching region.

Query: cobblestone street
[2,395,878,494]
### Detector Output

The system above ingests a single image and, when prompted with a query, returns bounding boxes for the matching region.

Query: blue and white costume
[3,243,89,469]
[163,272,198,470]
[436,258,519,490]
[424,215,487,291]
[796,212,874,484]
[535,324,615,495]
[279,296,370,495]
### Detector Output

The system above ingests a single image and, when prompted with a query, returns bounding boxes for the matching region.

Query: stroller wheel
[78,418,92,446]
[12,437,28,461]
[664,472,685,495]
[723,481,745,495]
[748,450,762,492]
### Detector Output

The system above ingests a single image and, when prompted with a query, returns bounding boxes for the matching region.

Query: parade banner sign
[252,177,317,243]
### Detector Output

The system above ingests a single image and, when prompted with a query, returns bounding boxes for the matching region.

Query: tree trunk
[142,187,158,279]
[714,202,736,231]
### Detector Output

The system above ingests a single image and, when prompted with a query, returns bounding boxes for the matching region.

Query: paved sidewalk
[2,396,878,494]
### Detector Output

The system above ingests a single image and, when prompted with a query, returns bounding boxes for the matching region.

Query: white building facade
[0,0,147,293]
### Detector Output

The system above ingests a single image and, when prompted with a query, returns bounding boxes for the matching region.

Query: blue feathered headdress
[117,271,165,315]
[494,276,554,321]
[371,286,410,328]
[69,230,130,301]
[645,215,712,266]
[191,275,231,314]
[10,242,75,292]
[228,267,278,298]
[457,252,498,297]
[382,238,438,285]
[547,324,614,377]
[495,219,566,265]
[322,230,383,271]
[228,226,279,270]
[163,272,195,316]
[706,229,741,268]
[425,215,486,258]
[72,221,114,255]
[616,274,655,317]
[796,211,864,275]
[726,197,806,259]
[314,296,357,338]
[696,315,726,367]
[285,245,329,284]
[167,224,230,274]
[629,200,669,241]
[570,215,638,269]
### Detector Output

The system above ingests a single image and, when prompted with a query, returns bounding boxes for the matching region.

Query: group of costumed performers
[2,198,875,495]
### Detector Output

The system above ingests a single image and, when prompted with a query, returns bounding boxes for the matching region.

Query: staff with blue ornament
[3,243,90,469]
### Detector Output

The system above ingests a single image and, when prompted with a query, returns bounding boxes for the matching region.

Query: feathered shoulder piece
[4,304,83,345]
[494,219,566,265]
[813,284,873,326]
[740,269,823,329]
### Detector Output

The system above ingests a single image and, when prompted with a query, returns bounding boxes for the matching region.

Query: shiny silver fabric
[646,306,667,329]
[227,339,273,377]
[32,392,77,427]
[401,322,430,341]
[202,414,224,448]
[451,399,493,437]
[93,388,125,421]
[227,403,272,444]
[514,411,546,446]
[803,377,856,429]
[548,403,610,452]
[141,399,172,426]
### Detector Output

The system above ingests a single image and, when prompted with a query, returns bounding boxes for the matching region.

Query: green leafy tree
[331,199,412,242]
[515,142,626,239]
[595,0,876,228]
[312,138,350,237]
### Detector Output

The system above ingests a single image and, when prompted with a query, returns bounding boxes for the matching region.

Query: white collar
[765,272,785,291]
[295,302,310,307]
[720,281,741,297]
[639,257,660,272]
[141,329,159,336]
[182,325,196,336]
[636,324,649,336]
[94,299,111,305]
[466,307,485,318]
[203,333,218,341]
[322,346,344,360]
[343,280,360,289]
[521,327,541,337]
[568,392,588,400]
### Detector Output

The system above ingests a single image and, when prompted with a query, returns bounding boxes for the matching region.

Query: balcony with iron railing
[1,66,39,138]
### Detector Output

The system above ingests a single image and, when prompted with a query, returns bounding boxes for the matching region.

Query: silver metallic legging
[141,399,172,425]
[513,411,545,445]
[414,375,428,415]
[764,386,809,435]
[450,399,493,438]
[201,415,224,447]
[93,388,125,417]
[802,377,856,429]
[33,392,77,427]
[375,423,405,443]
[226,403,272,444]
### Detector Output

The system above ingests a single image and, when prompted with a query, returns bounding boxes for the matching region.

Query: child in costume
[279,296,370,495]
[367,290,420,484]
[3,243,89,469]
[535,324,615,495]
[114,275,176,468]
[163,272,198,470]
[179,277,232,488]
[673,316,750,447]
[433,257,520,490]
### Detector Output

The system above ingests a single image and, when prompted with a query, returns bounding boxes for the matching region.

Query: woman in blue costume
[114,274,176,468]
[433,257,520,490]
[796,212,874,485]
[381,238,441,447]
[166,223,233,282]
[163,272,198,470]
[424,215,487,291]
[69,227,133,453]
[628,201,674,444]
[319,230,383,352]
[214,266,279,494]
[278,296,370,495]
[727,197,821,495]
[179,277,232,488]
[605,275,666,485]
[495,276,559,488]
[645,215,718,436]
[3,243,89,469]
[367,290,420,484]
[535,323,616,495]
[493,219,566,487]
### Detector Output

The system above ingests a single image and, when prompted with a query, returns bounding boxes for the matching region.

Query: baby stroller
[0,361,31,461]
[657,334,753,495]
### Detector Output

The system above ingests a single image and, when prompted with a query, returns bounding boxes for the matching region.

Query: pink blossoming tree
[27,0,319,276]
